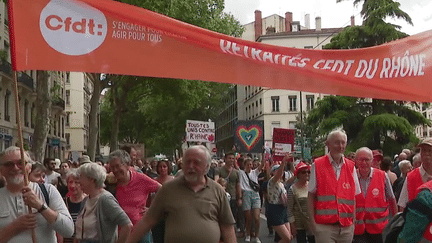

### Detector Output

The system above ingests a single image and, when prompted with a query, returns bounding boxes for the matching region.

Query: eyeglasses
[299,170,311,174]
[2,160,27,168]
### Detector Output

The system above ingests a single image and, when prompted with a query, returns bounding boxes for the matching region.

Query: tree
[100,79,230,155]
[86,73,110,160]
[326,0,412,49]
[305,96,430,156]
[31,71,51,162]
[301,0,427,157]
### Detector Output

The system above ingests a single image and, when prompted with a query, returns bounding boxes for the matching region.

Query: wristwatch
[38,204,48,213]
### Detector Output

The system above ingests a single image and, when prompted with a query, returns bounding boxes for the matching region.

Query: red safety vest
[354,169,389,235]
[315,155,356,227]
[416,181,432,242]
[407,168,424,202]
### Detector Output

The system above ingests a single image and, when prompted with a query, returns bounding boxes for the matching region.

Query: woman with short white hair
[75,163,132,243]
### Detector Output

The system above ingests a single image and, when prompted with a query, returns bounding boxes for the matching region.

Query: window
[245,107,248,119]
[252,103,255,118]
[306,95,314,111]
[66,73,70,83]
[304,46,313,49]
[66,133,70,145]
[31,103,35,128]
[66,113,70,126]
[289,95,297,111]
[66,90,70,105]
[4,90,10,121]
[62,117,65,138]
[53,116,57,136]
[271,121,281,138]
[24,100,29,127]
[289,121,296,129]
[271,96,280,112]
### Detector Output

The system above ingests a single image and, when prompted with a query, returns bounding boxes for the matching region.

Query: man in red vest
[398,138,432,211]
[353,147,397,243]
[307,130,361,243]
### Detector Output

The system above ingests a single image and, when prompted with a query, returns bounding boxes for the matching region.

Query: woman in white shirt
[267,154,293,243]
[240,158,265,242]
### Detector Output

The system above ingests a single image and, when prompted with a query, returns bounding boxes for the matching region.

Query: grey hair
[326,129,347,142]
[413,153,421,163]
[77,163,106,188]
[109,149,132,166]
[398,160,412,170]
[184,145,212,172]
[0,146,32,165]
[65,169,80,182]
[355,147,373,158]
[31,162,46,173]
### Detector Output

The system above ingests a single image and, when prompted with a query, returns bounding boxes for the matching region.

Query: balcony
[17,72,34,90]
[52,97,66,110]
[0,61,12,77]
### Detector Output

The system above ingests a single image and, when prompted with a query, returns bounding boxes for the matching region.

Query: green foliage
[304,96,430,156]
[100,78,231,155]
[115,0,244,36]
[0,49,8,62]
[326,0,411,49]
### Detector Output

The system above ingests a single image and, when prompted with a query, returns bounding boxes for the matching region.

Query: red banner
[8,0,432,101]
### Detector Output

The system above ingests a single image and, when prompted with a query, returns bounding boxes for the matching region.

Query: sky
[224,0,432,36]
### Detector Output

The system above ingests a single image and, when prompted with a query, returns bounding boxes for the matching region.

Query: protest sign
[272,128,295,162]
[185,120,215,143]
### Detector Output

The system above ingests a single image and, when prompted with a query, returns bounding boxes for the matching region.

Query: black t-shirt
[57,176,68,198]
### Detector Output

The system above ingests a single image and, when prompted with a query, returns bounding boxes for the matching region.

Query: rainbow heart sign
[234,121,264,153]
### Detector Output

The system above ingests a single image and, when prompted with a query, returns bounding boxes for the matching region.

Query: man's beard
[8,174,24,185]
[184,172,198,183]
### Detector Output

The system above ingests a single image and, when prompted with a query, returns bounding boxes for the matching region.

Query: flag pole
[7,0,37,242]
[12,71,37,243]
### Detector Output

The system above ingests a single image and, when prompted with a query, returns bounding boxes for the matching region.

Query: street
[236,213,298,243]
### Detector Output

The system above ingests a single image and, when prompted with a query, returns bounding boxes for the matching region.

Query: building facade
[415,103,432,140]
[0,1,66,158]
[65,72,93,160]
[215,85,245,155]
[238,10,347,148]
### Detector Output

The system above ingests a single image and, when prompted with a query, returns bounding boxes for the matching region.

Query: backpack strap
[406,199,432,221]
[38,183,50,206]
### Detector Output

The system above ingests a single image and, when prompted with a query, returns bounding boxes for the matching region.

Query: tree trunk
[109,105,122,152]
[86,73,102,160]
[31,71,51,162]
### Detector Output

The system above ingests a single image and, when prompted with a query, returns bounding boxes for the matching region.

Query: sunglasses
[299,170,311,174]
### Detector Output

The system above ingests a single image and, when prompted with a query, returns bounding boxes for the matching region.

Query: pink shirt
[116,169,159,225]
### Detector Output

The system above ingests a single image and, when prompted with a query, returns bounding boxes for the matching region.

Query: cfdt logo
[40,0,107,55]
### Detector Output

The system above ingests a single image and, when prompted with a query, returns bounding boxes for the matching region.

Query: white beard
[184,173,198,183]
[8,174,24,185]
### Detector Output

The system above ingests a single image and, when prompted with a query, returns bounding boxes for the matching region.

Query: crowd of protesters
[1,131,432,243]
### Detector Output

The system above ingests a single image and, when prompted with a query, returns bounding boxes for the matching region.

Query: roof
[258,27,343,39]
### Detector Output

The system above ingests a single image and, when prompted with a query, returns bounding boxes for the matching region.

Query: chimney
[304,14,310,29]
[351,16,355,26]
[285,12,293,32]
[254,10,262,40]
[315,17,321,31]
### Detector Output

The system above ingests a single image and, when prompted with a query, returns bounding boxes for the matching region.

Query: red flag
[8,0,432,102]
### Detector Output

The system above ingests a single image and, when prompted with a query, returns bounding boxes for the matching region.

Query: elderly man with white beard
[126,145,237,243]
[0,146,74,243]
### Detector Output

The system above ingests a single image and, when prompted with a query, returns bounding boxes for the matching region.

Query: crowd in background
[1,133,432,243]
